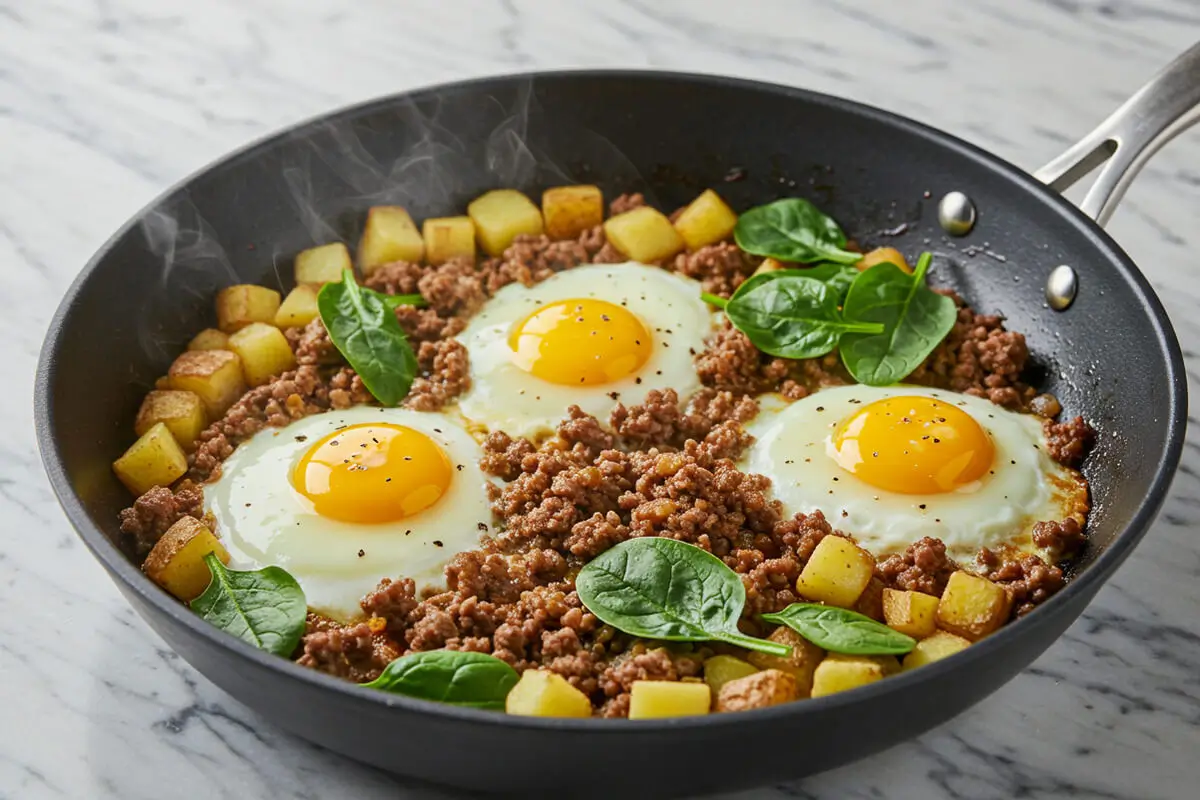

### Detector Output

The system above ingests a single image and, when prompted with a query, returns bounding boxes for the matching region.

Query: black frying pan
[35,41,1199,798]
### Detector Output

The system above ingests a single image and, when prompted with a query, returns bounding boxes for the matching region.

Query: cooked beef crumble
[120,192,1096,715]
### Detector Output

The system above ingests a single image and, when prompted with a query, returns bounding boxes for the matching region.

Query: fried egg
[203,406,493,620]
[741,386,1088,561]
[455,262,718,437]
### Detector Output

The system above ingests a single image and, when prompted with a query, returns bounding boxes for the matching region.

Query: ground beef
[978,548,1066,617]
[596,644,704,718]
[608,193,646,215]
[405,339,470,411]
[876,537,959,596]
[296,617,401,683]
[669,242,759,297]
[1043,416,1094,467]
[695,322,847,399]
[117,482,205,554]
[609,388,757,458]
[1032,518,1087,559]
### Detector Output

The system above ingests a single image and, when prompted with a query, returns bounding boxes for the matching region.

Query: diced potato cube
[542,185,603,241]
[811,653,888,698]
[274,285,320,328]
[167,350,246,417]
[858,246,910,273]
[746,627,824,698]
[469,189,544,256]
[112,422,188,496]
[936,571,1013,641]
[751,257,789,278]
[882,588,940,639]
[603,206,686,263]
[134,390,207,452]
[142,517,230,601]
[901,630,972,671]
[295,242,352,285]
[673,189,738,250]
[714,669,799,712]
[357,206,425,275]
[795,535,876,608]
[627,681,711,720]
[215,284,282,333]
[227,322,297,387]
[188,328,229,351]
[703,654,759,695]
[423,216,476,266]
[505,670,592,718]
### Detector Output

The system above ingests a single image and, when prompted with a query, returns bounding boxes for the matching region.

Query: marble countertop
[4,0,1199,798]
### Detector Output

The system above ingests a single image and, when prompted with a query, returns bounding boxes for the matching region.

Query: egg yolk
[508,298,652,386]
[292,423,452,524]
[830,395,995,494]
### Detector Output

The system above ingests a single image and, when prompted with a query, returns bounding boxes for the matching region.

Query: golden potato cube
[542,185,603,241]
[811,653,888,698]
[423,216,476,266]
[752,257,790,278]
[858,246,910,273]
[746,626,824,698]
[882,588,940,639]
[703,654,759,695]
[187,328,229,351]
[357,206,425,275]
[468,189,544,256]
[112,422,188,496]
[215,284,282,333]
[936,571,1013,641]
[795,535,876,608]
[902,630,972,671]
[227,322,297,387]
[142,517,230,601]
[603,206,685,263]
[715,669,799,712]
[627,681,711,720]
[505,670,592,718]
[673,189,738,250]
[295,242,351,285]
[134,390,207,452]
[168,350,246,417]
[274,285,320,328]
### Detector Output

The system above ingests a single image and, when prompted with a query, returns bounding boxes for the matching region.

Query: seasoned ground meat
[296,617,401,683]
[608,192,646,215]
[1032,518,1087,560]
[978,548,1066,618]
[117,482,205,554]
[609,388,757,457]
[1043,416,1095,467]
[695,322,847,399]
[669,242,759,297]
[405,339,470,412]
[716,669,799,712]
[876,537,959,597]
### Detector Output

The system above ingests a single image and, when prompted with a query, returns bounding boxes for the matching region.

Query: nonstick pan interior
[36,72,1185,796]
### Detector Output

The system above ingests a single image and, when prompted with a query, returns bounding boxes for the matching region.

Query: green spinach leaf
[839,252,957,386]
[576,538,791,657]
[762,603,916,655]
[318,269,419,406]
[734,198,861,265]
[718,271,883,359]
[380,293,427,310]
[190,553,307,657]
[363,650,519,710]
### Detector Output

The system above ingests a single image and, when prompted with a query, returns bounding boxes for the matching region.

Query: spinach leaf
[380,293,427,310]
[839,252,957,386]
[717,271,883,359]
[318,269,419,406]
[190,553,307,657]
[576,538,791,657]
[363,650,519,710]
[734,198,861,265]
[762,603,916,655]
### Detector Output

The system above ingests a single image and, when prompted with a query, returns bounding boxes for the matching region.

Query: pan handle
[1033,41,1200,226]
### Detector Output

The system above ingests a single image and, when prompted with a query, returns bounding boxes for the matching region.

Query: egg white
[454,262,718,438]
[741,385,1088,561]
[203,406,494,620]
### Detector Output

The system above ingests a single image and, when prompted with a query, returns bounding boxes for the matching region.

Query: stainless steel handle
[1033,41,1200,226]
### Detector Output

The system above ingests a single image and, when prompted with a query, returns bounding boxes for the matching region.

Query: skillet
[34,42,1199,797]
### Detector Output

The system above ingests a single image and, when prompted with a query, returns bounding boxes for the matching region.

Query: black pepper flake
[872,451,879,458]
[608,391,620,400]
[918,504,926,510]
[635,339,641,345]
[655,370,662,375]
[832,477,839,482]
[804,457,812,462]
[433,540,444,547]
[601,314,610,322]
[688,347,696,355]
[403,456,412,461]
[841,510,848,517]
[1010,459,1016,465]
[456,464,464,471]
[434,428,443,433]
[828,489,834,494]
[244,503,252,508]
[330,440,340,447]
[816,406,824,412]
[849,398,861,404]
[935,518,942,523]
[477,522,488,532]
[294,435,307,442]
[405,529,412,536]
[335,425,347,430]
[357,549,365,557]
[635,377,643,384]
[662,342,669,348]
[933,438,941,444]
[372,437,379,443]
[385,477,392,483]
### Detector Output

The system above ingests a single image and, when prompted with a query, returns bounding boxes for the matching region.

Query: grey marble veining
[2,1,1199,798]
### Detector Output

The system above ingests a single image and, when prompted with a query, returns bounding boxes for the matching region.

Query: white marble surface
[3,0,1199,798]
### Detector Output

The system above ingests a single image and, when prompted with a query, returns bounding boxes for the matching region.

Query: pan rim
[33,68,1188,733]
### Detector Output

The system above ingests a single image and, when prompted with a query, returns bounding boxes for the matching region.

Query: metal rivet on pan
[938,191,976,236]
[1045,265,1078,310]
